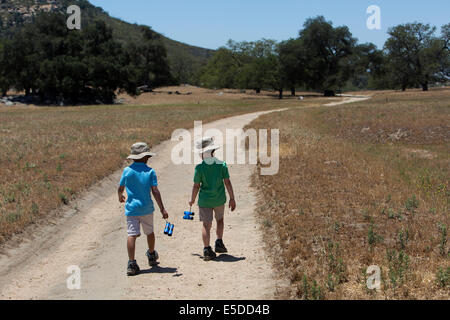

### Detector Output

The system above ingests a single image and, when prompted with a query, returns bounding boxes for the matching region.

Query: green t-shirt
[194,158,230,208]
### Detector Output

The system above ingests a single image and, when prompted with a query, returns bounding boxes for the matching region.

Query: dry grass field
[248,88,449,299]
[0,88,294,243]
[116,85,319,106]
[1,85,448,300]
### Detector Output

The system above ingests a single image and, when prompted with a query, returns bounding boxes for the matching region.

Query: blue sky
[89,0,449,50]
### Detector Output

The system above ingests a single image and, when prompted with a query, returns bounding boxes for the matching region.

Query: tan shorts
[126,214,154,236]
[199,205,225,223]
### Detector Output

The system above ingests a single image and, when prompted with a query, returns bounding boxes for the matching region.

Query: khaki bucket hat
[194,137,220,154]
[127,142,156,160]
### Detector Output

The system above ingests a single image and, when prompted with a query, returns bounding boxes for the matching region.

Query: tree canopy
[0,11,173,103]
[384,22,449,91]
[1,11,448,101]
[199,16,449,97]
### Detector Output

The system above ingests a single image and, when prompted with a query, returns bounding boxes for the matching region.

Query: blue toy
[164,221,170,235]
[183,206,195,220]
[168,223,174,236]
[183,211,195,220]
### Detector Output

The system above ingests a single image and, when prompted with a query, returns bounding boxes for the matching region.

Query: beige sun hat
[127,142,156,160]
[194,137,220,154]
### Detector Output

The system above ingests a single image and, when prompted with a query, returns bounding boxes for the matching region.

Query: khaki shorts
[126,214,154,237]
[199,205,225,223]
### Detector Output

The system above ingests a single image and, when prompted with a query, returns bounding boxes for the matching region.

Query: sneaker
[146,250,159,266]
[127,260,140,276]
[215,239,228,253]
[203,246,216,261]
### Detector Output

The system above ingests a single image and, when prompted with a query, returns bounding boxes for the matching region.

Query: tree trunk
[421,82,428,91]
[291,87,295,96]
[324,90,335,97]
[401,79,408,91]
[25,87,30,96]
[255,88,261,94]
[278,89,283,99]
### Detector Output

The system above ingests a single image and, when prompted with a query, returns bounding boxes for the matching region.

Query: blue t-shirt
[119,162,158,216]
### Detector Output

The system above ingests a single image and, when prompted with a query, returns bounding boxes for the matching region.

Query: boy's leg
[214,206,227,253]
[146,232,155,253]
[214,205,225,240]
[214,219,228,253]
[202,221,212,247]
[200,207,216,260]
[127,236,138,261]
[140,214,155,252]
[140,214,158,266]
[202,221,217,260]
[146,232,159,266]
[216,219,224,240]
[126,216,141,275]
[199,207,214,247]
[126,216,141,261]
[126,236,140,276]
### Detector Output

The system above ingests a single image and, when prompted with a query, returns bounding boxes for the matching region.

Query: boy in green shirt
[189,137,236,261]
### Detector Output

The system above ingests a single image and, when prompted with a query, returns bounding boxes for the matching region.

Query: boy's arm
[151,186,169,219]
[224,178,236,211]
[189,183,201,207]
[118,186,126,203]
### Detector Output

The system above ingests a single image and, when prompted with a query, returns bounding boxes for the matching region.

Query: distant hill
[0,0,215,84]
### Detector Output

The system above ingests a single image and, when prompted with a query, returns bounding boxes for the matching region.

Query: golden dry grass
[248,88,449,299]
[117,86,322,106]
[0,93,293,243]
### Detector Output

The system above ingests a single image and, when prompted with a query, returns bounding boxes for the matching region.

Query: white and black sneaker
[127,260,140,276]
[146,250,159,266]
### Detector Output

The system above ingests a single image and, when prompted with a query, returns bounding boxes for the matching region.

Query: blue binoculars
[183,211,195,220]
[164,221,174,237]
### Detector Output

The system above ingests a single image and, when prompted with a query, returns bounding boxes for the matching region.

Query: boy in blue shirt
[118,142,169,276]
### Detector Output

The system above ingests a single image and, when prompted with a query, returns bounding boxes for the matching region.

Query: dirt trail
[0,96,369,300]
[0,109,287,300]
[324,95,371,106]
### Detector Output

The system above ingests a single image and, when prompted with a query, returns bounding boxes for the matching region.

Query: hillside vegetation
[0,0,214,84]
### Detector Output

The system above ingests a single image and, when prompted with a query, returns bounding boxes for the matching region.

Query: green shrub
[437,223,447,256]
[300,275,324,300]
[435,267,449,288]
[59,193,69,205]
[405,195,419,213]
[368,223,384,247]
[326,241,347,287]
[387,249,410,288]
[397,227,409,250]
